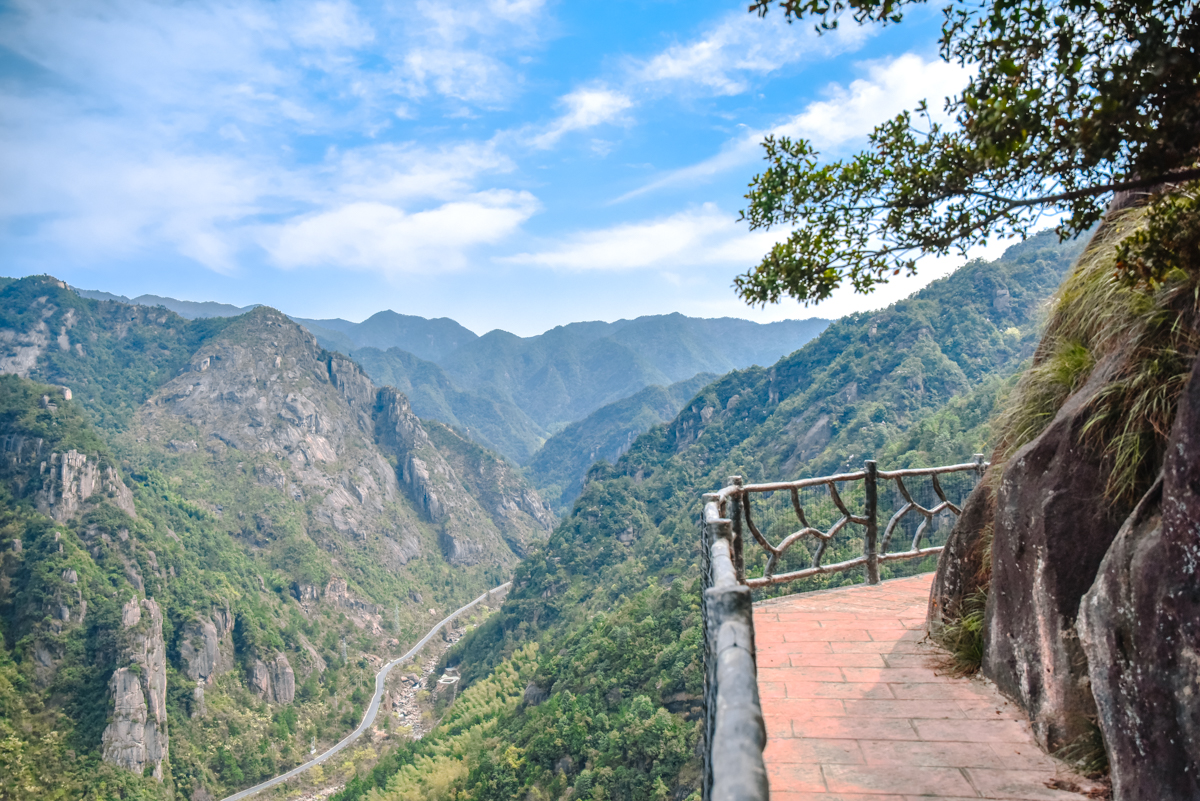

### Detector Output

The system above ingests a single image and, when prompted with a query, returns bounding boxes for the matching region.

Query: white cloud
[266,190,540,273]
[0,0,554,276]
[290,1,375,49]
[775,53,966,149]
[618,53,970,200]
[530,88,633,149]
[632,11,869,96]
[503,203,779,271]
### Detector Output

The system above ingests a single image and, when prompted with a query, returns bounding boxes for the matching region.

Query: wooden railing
[699,456,986,801]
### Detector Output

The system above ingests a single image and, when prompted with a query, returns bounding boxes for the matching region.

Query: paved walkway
[754,574,1098,801]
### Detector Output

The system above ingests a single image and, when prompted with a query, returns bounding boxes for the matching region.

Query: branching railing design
[700,456,986,801]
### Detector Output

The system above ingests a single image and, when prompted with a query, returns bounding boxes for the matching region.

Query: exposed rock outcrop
[982,355,1134,751]
[269,654,295,704]
[1,433,136,521]
[178,607,234,684]
[1077,353,1200,800]
[375,388,499,565]
[248,653,296,704]
[102,597,168,781]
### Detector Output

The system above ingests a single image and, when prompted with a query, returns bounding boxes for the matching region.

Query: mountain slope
[350,346,545,463]
[436,315,830,432]
[525,372,717,513]
[339,230,1086,801]
[0,278,553,800]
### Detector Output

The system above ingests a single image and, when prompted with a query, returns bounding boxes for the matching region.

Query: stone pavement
[754,574,1100,801]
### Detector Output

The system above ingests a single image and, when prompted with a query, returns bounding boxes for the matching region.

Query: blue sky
[0,0,1004,336]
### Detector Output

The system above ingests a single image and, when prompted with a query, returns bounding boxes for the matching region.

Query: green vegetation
[317,314,829,463]
[342,232,1083,799]
[994,210,1200,501]
[934,589,988,676]
[526,373,716,513]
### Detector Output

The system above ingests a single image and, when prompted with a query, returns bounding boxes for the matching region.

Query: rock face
[1077,353,1200,800]
[928,469,995,628]
[248,653,295,704]
[102,597,168,781]
[39,452,137,521]
[269,654,295,704]
[178,608,234,684]
[376,388,518,565]
[983,355,1132,751]
[1,433,136,522]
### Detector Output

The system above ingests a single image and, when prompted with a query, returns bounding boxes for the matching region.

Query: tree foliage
[738,0,1200,305]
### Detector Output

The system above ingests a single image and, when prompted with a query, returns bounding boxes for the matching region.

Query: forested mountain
[336,315,828,463]
[0,278,553,800]
[433,314,830,433]
[525,372,717,513]
[334,230,1086,801]
[296,311,480,364]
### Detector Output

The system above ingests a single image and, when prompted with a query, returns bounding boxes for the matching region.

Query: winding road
[219,582,511,801]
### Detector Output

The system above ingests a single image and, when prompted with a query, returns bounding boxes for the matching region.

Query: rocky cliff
[929,213,1200,797]
[102,596,169,781]
[1,428,136,522]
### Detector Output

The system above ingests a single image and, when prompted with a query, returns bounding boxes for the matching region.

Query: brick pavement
[754,573,1099,801]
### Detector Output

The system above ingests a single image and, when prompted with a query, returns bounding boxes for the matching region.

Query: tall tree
[737,0,1200,305]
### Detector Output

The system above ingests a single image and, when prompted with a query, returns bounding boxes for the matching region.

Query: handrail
[701,500,769,801]
[698,456,987,800]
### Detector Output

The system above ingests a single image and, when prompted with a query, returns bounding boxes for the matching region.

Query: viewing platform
[699,460,1100,800]
[754,574,1095,800]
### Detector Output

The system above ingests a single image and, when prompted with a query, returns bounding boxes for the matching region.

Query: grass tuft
[1056,717,1110,778]
[932,588,988,676]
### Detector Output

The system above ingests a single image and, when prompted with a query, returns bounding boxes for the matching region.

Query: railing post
[864,460,879,585]
[973,452,985,475]
[727,476,746,584]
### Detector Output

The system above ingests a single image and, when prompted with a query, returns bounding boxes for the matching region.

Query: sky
[0,0,1014,336]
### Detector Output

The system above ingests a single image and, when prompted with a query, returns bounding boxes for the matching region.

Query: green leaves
[739,0,1200,305]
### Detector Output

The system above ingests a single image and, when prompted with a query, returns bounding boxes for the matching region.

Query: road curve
[219,582,511,801]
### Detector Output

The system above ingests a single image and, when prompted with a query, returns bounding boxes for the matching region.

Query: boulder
[983,355,1132,751]
[1077,353,1200,799]
[928,468,995,628]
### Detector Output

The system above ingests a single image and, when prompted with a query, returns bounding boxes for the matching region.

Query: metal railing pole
[864,460,879,585]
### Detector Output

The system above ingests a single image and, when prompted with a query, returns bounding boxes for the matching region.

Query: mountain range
[75,285,831,473]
